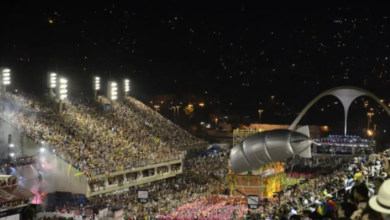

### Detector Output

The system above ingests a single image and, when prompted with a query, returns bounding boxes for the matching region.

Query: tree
[184,104,195,129]
[184,104,194,118]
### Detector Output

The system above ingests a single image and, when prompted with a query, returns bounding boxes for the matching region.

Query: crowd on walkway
[0,93,206,174]
[80,150,390,220]
[87,154,231,219]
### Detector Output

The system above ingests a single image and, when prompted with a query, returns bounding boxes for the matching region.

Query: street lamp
[57,78,68,112]
[1,68,11,94]
[215,118,218,128]
[154,105,160,111]
[94,76,100,99]
[48,73,57,97]
[124,79,130,98]
[107,81,118,101]
[258,110,263,128]
[367,112,374,130]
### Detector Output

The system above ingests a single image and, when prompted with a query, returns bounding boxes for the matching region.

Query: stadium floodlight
[94,76,100,99]
[124,79,130,97]
[1,68,11,94]
[107,81,118,101]
[58,78,68,100]
[49,73,57,88]
[2,69,11,85]
[10,153,14,157]
[56,77,68,112]
[94,77,100,91]
[48,72,57,97]
[9,144,14,148]
[40,147,45,153]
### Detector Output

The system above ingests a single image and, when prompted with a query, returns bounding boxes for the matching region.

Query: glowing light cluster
[111,82,118,100]
[58,78,68,100]
[2,69,11,85]
[50,73,57,88]
[95,77,100,90]
[124,79,130,93]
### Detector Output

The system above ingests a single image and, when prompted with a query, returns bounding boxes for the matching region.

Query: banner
[114,210,124,219]
[261,169,275,178]
[67,165,72,177]
[98,208,108,218]
[74,172,84,177]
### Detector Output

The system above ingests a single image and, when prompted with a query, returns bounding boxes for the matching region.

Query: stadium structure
[0,96,199,201]
[229,86,387,199]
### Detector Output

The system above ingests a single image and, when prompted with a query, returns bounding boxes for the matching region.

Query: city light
[94,77,100,90]
[124,79,130,93]
[50,73,57,88]
[58,78,68,100]
[10,153,14,157]
[367,130,373,136]
[9,144,14,148]
[2,68,11,85]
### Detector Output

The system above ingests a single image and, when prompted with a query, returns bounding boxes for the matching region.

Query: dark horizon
[1,1,390,135]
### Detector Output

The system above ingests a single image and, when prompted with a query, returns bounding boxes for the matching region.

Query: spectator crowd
[0,93,206,175]
[1,93,390,219]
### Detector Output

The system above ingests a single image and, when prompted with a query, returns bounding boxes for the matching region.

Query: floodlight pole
[94,90,98,100]
[59,100,63,113]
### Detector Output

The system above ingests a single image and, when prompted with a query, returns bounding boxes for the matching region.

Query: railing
[177,143,208,151]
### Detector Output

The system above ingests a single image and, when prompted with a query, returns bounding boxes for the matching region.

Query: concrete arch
[289,86,390,135]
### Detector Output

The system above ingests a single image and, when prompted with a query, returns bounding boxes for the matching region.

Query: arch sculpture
[289,86,390,135]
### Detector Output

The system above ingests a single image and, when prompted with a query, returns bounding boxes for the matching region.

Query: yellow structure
[229,162,286,198]
[233,129,262,145]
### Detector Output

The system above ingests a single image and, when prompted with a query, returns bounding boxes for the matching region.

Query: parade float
[229,161,286,198]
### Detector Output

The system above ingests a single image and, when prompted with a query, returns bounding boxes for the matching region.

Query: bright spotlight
[10,153,14,157]
[2,68,11,85]
[57,77,68,100]
[94,77,100,90]
[124,79,130,94]
[108,81,118,100]
[40,148,45,153]
[49,73,57,88]
[9,144,14,148]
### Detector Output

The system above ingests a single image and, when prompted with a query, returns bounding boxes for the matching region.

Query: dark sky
[1,1,390,132]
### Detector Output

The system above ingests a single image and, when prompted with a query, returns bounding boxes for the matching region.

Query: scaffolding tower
[233,128,262,146]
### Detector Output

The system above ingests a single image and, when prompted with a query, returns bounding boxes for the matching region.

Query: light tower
[57,77,68,112]
[124,79,130,98]
[1,68,11,94]
[94,76,100,99]
[107,81,118,101]
[48,72,57,97]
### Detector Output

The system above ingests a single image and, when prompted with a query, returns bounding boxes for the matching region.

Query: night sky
[1,1,390,134]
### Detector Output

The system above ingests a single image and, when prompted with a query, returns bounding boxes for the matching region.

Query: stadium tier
[0,93,206,197]
[313,134,373,155]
